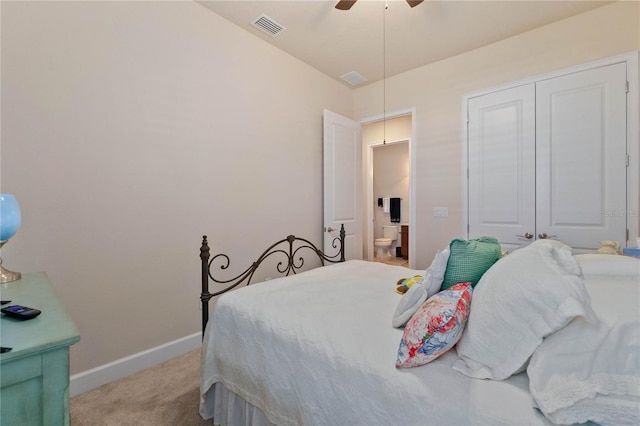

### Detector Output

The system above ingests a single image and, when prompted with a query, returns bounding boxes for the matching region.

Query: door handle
[516,232,533,240]
[325,227,336,233]
[538,232,557,239]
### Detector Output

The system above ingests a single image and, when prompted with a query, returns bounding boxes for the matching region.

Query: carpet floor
[70,349,211,425]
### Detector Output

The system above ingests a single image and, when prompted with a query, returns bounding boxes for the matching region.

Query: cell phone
[1,305,42,320]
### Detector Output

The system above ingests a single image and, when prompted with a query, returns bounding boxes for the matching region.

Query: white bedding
[527,276,640,425]
[200,260,553,425]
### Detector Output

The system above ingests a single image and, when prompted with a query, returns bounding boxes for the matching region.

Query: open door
[323,109,362,260]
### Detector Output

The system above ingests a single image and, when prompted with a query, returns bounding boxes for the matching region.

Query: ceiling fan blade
[335,0,357,10]
[406,0,424,7]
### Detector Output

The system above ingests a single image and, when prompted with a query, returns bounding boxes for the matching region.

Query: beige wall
[354,1,640,268]
[0,1,352,374]
[362,115,412,144]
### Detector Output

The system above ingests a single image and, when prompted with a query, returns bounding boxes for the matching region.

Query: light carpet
[70,349,211,425]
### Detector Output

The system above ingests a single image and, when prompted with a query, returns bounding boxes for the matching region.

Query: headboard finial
[200,236,210,261]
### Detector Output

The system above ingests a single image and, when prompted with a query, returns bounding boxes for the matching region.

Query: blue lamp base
[0,240,21,283]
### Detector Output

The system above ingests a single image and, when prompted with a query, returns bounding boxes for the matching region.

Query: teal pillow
[441,237,501,289]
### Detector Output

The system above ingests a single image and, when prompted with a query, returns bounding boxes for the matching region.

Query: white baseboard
[70,332,202,397]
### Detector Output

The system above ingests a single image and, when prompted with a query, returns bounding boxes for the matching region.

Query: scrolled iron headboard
[199,224,345,333]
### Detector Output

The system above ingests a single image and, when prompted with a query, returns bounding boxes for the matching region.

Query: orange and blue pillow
[396,282,472,368]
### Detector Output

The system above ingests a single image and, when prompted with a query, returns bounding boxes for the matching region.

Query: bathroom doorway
[362,113,413,267]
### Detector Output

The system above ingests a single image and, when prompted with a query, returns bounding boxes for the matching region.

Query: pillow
[396,282,472,368]
[453,239,597,380]
[574,253,640,278]
[529,318,640,426]
[392,248,450,328]
[541,239,582,276]
[422,248,450,296]
[441,237,501,290]
[527,273,640,425]
[392,280,429,328]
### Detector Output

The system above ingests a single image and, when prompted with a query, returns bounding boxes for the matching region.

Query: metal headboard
[199,224,345,333]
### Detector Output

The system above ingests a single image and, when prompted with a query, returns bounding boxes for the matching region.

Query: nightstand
[0,272,80,425]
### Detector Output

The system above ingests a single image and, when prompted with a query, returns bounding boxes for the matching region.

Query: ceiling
[196,0,612,87]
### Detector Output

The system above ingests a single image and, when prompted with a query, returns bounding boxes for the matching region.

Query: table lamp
[0,194,22,283]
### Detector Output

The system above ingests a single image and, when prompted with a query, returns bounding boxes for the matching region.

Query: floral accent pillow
[396,282,472,368]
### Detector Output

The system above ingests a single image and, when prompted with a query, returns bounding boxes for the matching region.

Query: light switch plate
[433,207,448,217]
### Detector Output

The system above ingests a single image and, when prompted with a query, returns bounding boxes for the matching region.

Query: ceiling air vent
[340,71,368,86]
[251,14,286,37]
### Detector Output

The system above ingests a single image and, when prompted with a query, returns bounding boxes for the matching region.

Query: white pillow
[423,248,450,296]
[392,280,428,328]
[543,239,582,276]
[574,253,640,278]
[453,239,596,380]
[391,248,450,328]
[528,275,640,425]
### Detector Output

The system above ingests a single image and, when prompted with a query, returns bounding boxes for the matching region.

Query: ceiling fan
[335,0,424,10]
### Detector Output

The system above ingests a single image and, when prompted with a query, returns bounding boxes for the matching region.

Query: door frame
[361,107,417,268]
[366,138,411,261]
[461,51,639,247]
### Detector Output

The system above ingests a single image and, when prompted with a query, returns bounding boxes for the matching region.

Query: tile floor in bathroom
[373,255,409,268]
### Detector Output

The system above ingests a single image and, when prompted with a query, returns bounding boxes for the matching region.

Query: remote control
[1,305,42,320]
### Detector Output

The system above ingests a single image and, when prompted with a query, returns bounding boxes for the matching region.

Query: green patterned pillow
[441,237,502,290]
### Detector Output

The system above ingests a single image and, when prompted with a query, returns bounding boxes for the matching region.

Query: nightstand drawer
[1,352,42,386]
[1,375,44,425]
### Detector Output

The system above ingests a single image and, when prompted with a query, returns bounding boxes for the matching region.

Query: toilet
[374,225,398,258]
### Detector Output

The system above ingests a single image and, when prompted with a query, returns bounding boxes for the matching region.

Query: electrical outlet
[433,207,448,218]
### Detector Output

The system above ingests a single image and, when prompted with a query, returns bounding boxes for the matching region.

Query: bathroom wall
[373,142,409,253]
[362,115,412,257]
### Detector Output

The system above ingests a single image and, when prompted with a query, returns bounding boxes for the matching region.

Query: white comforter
[200,260,552,425]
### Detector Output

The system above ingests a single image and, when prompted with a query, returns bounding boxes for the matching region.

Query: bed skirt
[203,382,273,426]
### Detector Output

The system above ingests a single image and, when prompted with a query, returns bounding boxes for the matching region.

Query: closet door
[536,63,627,250]
[467,84,535,246]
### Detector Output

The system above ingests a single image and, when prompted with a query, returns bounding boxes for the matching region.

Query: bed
[199,230,640,426]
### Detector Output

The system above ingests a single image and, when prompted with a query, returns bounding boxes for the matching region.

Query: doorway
[362,112,414,267]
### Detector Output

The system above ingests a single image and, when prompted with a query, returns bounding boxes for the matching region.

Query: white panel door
[536,63,627,250]
[468,84,536,246]
[323,109,362,260]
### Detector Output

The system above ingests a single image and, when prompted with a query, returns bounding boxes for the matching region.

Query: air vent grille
[251,14,286,37]
[340,71,368,86]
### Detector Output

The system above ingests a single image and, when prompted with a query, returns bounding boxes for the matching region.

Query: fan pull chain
[383,2,388,144]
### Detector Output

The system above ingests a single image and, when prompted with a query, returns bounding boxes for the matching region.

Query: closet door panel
[536,63,627,249]
[468,84,535,246]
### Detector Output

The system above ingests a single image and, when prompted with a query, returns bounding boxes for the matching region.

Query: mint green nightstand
[0,272,80,425]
